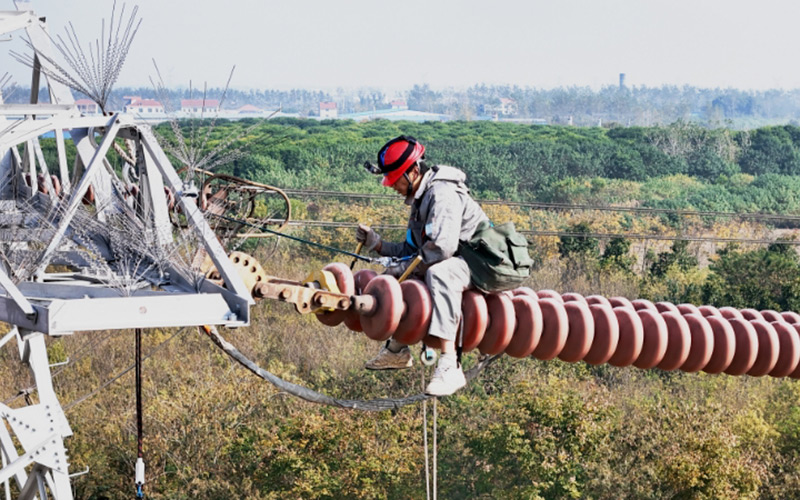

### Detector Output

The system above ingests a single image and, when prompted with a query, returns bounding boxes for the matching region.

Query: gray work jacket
[379,165,489,267]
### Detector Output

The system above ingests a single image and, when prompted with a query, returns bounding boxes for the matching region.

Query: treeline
[411,84,800,126]
[166,118,800,217]
[11,83,800,125]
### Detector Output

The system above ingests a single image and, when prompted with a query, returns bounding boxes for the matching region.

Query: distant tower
[619,73,626,89]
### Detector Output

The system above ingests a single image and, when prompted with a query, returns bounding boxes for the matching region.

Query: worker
[357,135,489,396]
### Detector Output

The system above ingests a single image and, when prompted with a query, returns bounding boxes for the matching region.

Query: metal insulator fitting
[421,347,438,366]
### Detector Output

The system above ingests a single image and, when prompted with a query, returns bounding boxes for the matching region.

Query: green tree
[702,241,800,310]
[558,222,599,259]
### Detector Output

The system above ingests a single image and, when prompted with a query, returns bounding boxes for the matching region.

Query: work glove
[356,223,381,251]
[383,259,411,279]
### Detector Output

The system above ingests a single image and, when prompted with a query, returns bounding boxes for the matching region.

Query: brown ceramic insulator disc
[680,314,714,373]
[164,186,176,211]
[656,312,691,371]
[505,296,543,358]
[558,301,595,362]
[655,302,680,314]
[562,292,587,305]
[583,305,619,365]
[781,311,800,324]
[697,305,721,317]
[461,290,488,352]
[608,296,634,309]
[343,269,377,332]
[724,318,758,375]
[536,289,563,302]
[740,308,764,321]
[790,324,800,378]
[392,279,433,345]
[767,322,800,377]
[82,184,95,204]
[586,295,612,307]
[746,319,779,377]
[511,287,539,299]
[479,293,516,354]
[316,263,356,327]
[50,175,62,198]
[760,310,784,323]
[607,307,644,367]
[718,306,744,320]
[677,303,701,316]
[360,275,404,341]
[632,299,658,312]
[702,316,736,374]
[531,298,569,360]
[632,309,668,369]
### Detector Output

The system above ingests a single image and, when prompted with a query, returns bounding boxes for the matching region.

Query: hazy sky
[3,0,800,93]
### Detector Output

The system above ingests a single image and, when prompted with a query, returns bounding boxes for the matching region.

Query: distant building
[319,101,337,119]
[390,99,408,110]
[181,99,220,114]
[75,98,98,114]
[498,98,517,116]
[619,73,626,89]
[237,104,261,114]
[124,97,165,116]
[339,108,449,123]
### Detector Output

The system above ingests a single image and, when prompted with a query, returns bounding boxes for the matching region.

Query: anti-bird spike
[10,1,141,113]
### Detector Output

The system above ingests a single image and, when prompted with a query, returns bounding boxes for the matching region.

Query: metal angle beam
[32,114,121,278]
[18,281,165,300]
[45,293,246,333]
[0,104,75,115]
[0,267,35,317]
[0,297,49,332]
[0,10,35,37]
[0,434,58,487]
[139,126,254,307]
[0,416,28,494]
[0,114,105,151]
[17,4,75,107]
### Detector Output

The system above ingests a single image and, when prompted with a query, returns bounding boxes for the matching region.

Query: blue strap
[406,229,418,249]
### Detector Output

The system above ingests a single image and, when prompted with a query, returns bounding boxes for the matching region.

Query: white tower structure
[0,4,254,498]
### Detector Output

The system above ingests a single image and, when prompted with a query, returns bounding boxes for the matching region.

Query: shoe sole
[424,382,466,397]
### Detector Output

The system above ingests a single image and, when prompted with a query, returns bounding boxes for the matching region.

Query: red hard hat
[378,136,425,186]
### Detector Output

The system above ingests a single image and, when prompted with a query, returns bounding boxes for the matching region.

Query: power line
[278,219,800,246]
[283,188,800,224]
[64,327,187,412]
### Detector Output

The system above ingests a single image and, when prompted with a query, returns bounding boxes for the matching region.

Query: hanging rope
[422,368,430,500]
[433,398,438,500]
[199,325,500,411]
[135,327,145,499]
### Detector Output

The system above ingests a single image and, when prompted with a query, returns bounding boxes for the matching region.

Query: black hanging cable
[200,325,500,411]
[134,327,145,499]
[207,213,374,262]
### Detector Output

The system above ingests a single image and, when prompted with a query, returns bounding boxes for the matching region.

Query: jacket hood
[430,165,466,185]
[410,165,467,202]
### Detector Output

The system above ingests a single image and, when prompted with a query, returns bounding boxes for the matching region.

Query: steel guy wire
[64,327,188,412]
[272,219,800,246]
[282,188,800,223]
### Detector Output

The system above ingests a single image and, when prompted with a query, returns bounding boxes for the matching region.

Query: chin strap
[404,171,413,197]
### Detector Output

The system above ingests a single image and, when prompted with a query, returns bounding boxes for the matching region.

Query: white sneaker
[425,358,466,396]
[365,345,413,370]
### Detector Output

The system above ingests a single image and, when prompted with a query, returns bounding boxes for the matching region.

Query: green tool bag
[459,220,533,293]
